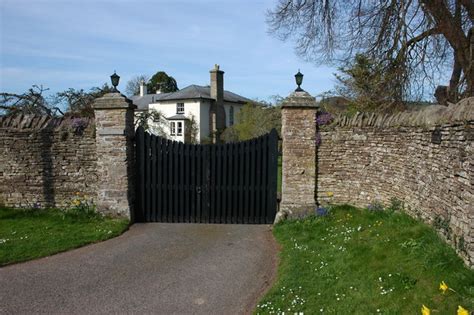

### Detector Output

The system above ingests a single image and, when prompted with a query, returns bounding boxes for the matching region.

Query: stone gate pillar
[279,90,318,219]
[93,92,136,219]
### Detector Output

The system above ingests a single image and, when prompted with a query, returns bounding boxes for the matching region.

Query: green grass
[256,205,474,314]
[0,207,129,266]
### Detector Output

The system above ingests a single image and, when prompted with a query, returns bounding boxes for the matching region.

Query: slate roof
[130,85,251,110]
[130,93,172,110]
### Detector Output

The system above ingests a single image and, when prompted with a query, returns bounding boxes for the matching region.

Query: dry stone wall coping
[0,114,94,130]
[324,97,474,129]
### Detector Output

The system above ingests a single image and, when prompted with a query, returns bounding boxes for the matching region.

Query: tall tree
[125,74,149,96]
[222,102,282,142]
[0,85,62,116]
[267,0,473,103]
[147,71,179,94]
[333,54,406,113]
[52,84,114,117]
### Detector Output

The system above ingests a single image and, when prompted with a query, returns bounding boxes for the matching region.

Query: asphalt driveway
[0,223,279,315]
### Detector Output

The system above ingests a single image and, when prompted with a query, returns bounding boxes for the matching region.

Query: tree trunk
[449,54,462,101]
[421,0,472,97]
[468,27,474,97]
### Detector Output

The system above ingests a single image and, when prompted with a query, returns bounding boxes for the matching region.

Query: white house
[131,65,251,143]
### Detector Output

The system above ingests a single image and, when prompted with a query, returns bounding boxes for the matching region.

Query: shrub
[315,207,329,216]
[64,193,100,219]
[368,200,384,212]
[387,197,403,212]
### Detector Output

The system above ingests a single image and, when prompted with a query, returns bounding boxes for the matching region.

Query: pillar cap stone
[93,92,137,110]
[281,91,318,109]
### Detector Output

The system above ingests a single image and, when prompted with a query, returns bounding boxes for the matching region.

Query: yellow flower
[439,281,448,294]
[326,191,334,197]
[421,305,430,315]
[457,305,469,315]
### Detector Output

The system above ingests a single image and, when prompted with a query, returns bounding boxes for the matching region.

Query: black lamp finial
[294,69,304,92]
[110,71,120,92]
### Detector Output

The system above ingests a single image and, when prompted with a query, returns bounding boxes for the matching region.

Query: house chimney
[139,80,147,97]
[209,64,226,143]
[210,64,224,104]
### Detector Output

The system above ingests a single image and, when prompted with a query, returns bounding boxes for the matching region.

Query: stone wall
[317,98,474,266]
[0,115,97,209]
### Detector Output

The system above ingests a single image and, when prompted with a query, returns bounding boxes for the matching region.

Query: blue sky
[0,0,336,102]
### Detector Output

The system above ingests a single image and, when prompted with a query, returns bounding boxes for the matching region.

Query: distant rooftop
[130,85,252,110]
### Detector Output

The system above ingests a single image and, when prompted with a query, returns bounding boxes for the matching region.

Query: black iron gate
[135,127,279,224]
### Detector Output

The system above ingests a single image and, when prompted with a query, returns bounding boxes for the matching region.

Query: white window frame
[176,102,184,114]
[170,122,176,136]
[177,121,183,136]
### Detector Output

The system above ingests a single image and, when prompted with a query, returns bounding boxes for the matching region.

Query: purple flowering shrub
[316,207,329,216]
[368,200,384,212]
[316,112,333,125]
[316,111,333,146]
[71,118,88,135]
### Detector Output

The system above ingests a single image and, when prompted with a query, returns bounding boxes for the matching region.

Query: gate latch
[196,187,202,194]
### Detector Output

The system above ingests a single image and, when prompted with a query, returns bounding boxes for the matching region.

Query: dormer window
[176,103,184,114]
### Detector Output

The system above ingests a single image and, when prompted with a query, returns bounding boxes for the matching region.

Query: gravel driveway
[0,223,278,315]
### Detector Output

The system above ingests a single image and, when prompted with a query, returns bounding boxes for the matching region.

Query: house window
[170,122,176,136]
[176,103,184,114]
[229,106,234,126]
[177,122,183,136]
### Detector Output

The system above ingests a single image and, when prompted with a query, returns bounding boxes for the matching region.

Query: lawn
[0,207,129,266]
[256,205,474,314]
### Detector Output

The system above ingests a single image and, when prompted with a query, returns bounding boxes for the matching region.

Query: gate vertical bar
[231,142,237,224]
[189,144,197,223]
[151,135,157,221]
[135,127,145,222]
[238,142,244,224]
[216,144,222,223]
[209,145,215,223]
[165,139,171,222]
[222,142,229,223]
[145,132,151,221]
[156,137,163,222]
[196,145,202,223]
[249,138,257,223]
[255,136,262,224]
[184,143,190,222]
[172,141,178,222]
[178,142,184,222]
[244,140,250,223]
[203,145,210,223]
[267,129,278,223]
[261,134,268,223]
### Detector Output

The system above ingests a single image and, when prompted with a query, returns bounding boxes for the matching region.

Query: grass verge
[0,207,129,266]
[256,205,474,314]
